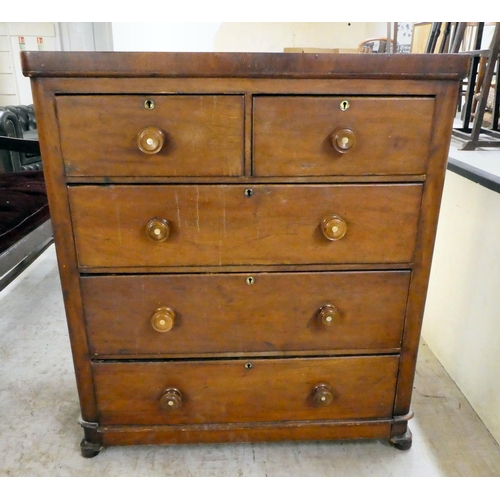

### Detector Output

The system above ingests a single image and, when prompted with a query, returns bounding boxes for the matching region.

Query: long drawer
[69,183,423,268]
[253,96,434,176]
[81,270,411,356]
[92,355,399,425]
[57,95,245,177]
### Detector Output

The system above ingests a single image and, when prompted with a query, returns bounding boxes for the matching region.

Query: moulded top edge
[21,51,470,80]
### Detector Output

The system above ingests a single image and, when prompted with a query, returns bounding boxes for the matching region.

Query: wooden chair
[358,38,393,54]
[451,23,500,150]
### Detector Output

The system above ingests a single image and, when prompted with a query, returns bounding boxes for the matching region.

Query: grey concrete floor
[1,245,500,477]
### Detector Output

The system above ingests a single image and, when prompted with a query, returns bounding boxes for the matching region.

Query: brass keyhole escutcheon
[340,100,350,111]
[245,362,253,370]
[144,99,155,110]
[246,276,255,285]
[245,188,253,197]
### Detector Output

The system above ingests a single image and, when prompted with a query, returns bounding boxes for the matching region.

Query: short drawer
[253,96,434,176]
[81,270,410,356]
[56,95,244,177]
[92,355,399,425]
[69,183,423,268]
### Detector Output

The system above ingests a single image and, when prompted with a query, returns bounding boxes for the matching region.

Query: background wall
[111,22,388,53]
[421,170,500,444]
[0,22,58,106]
[0,22,113,105]
[58,22,113,51]
[213,22,387,52]
[112,23,223,52]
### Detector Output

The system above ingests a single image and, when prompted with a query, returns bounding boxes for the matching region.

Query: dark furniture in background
[426,22,500,150]
[452,23,500,150]
[0,105,52,291]
[0,104,42,173]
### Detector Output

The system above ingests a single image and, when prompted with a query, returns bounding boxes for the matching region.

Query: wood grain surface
[81,270,411,356]
[21,51,467,452]
[57,95,244,177]
[68,183,423,268]
[253,96,434,176]
[92,355,399,425]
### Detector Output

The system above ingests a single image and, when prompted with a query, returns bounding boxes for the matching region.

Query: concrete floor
[1,245,500,476]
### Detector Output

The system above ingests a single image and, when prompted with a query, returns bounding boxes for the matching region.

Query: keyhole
[245,188,253,197]
[144,99,155,110]
[246,276,254,285]
[245,362,253,370]
[340,100,350,111]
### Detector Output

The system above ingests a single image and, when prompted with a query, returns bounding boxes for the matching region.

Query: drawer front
[82,271,410,356]
[253,96,434,176]
[69,183,423,268]
[92,355,399,425]
[56,95,244,177]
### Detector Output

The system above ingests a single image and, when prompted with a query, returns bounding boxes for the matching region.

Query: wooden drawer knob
[331,128,356,153]
[146,217,170,242]
[151,306,176,332]
[318,304,339,327]
[312,383,334,406]
[137,126,165,154]
[321,214,347,241]
[159,388,182,410]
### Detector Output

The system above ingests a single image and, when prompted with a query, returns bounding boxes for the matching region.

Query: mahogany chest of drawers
[22,52,468,457]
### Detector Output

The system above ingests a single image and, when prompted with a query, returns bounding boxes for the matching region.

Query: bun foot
[389,428,412,450]
[80,438,103,458]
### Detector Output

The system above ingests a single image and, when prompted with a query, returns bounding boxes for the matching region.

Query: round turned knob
[318,304,340,327]
[331,128,356,153]
[321,214,347,241]
[159,388,182,410]
[146,217,170,242]
[137,126,165,154]
[151,306,176,332]
[312,383,334,406]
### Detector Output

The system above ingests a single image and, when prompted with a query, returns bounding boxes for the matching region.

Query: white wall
[112,23,222,52]
[58,22,113,51]
[421,170,500,445]
[0,22,114,106]
[0,22,58,105]
[214,22,387,52]
[112,22,388,53]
